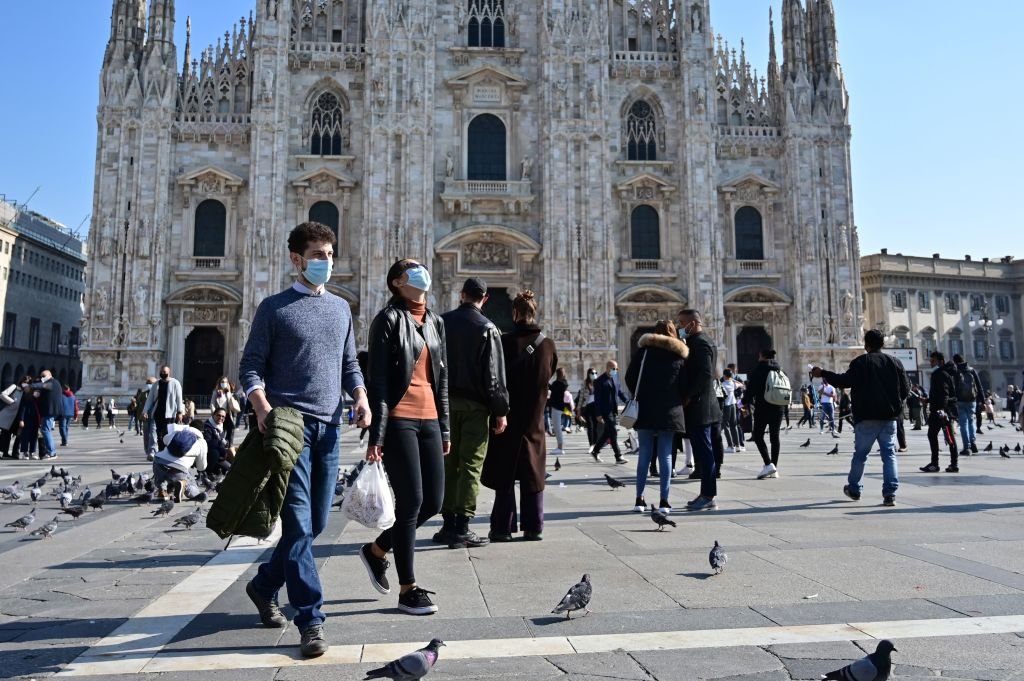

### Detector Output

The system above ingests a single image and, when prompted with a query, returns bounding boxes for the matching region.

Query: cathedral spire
[781,0,808,81]
[181,15,192,76]
[146,0,176,63]
[104,0,147,66]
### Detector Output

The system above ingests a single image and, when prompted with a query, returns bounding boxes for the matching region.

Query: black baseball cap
[462,277,487,299]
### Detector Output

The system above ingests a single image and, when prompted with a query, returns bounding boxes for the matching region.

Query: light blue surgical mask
[610,369,619,377]
[405,266,432,292]
[302,258,332,287]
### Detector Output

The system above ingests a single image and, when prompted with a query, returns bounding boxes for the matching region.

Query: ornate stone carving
[732,291,774,303]
[93,287,109,322]
[113,316,129,347]
[463,242,511,269]
[198,173,223,195]
[742,309,765,322]
[735,183,761,204]
[183,289,227,303]
[628,291,668,303]
[129,364,146,382]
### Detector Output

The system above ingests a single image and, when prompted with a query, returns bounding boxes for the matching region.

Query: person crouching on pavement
[202,407,234,476]
[152,423,208,502]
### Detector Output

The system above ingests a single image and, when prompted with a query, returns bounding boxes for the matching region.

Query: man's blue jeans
[636,429,673,503]
[819,402,836,431]
[849,420,898,498]
[40,417,56,456]
[58,416,72,446]
[956,401,976,449]
[144,416,157,457]
[252,415,340,628]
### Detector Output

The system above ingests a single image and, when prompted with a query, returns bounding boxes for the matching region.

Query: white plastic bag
[341,461,395,530]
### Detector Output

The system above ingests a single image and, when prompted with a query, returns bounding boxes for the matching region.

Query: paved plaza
[1,420,1023,680]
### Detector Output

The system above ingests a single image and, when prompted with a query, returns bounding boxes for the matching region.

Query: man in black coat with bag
[676,309,722,511]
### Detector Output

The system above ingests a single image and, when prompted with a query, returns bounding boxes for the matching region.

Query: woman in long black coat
[481,291,557,542]
[624,320,688,514]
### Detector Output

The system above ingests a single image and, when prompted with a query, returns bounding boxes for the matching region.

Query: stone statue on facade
[695,86,706,115]
[134,285,147,317]
[342,120,352,149]
[260,68,274,103]
[445,151,455,178]
[520,155,533,180]
[93,287,108,322]
[692,6,702,33]
[256,222,268,258]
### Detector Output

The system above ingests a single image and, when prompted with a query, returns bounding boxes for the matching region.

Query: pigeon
[59,491,73,508]
[132,491,153,505]
[32,475,48,489]
[552,574,593,619]
[709,540,727,575]
[190,491,208,504]
[0,481,21,498]
[995,423,1005,428]
[80,487,92,505]
[4,487,24,503]
[554,457,561,471]
[60,506,86,520]
[152,499,175,517]
[1000,447,1011,459]
[172,508,203,530]
[1016,443,1022,453]
[49,465,60,479]
[822,639,897,681]
[364,638,446,680]
[110,468,123,482]
[5,507,36,532]
[984,441,993,452]
[29,485,42,503]
[799,438,811,448]
[88,493,107,511]
[29,516,59,539]
[650,505,677,531]
[603,473,625,489]
[826,444,839,455]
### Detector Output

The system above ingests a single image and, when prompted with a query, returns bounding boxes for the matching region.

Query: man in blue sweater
[239,221,369,658]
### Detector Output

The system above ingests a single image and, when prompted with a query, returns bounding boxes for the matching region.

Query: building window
[625,101,657,161]
[995,295,1010,316]
[921,327,937,356]
[630,205,660,260]
[734,207,764,260]
[467,0,505,48]
[308,201,340,242]
[893,326,910,349]
[999,332,1015,361]
[918,291,931,311]
[193,199,227,258]
[309,92,344,156]
[944,293,959,313]
[50,323,61,354]
[2,313,14,347]
[69,327,79,357]
[973,332,988,360]
[948,329,963,358]
[890,290,907,311]
[467,114,507,181]
[28,318,40,351]
[970,293,985,312]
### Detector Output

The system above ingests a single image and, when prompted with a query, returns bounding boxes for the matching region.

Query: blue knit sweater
[240,287,364,425]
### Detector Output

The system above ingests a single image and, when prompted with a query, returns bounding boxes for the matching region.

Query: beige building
[861,250,1023,395]
[81,0,863,399]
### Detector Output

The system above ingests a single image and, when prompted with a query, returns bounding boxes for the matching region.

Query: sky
[0,1,1021,259]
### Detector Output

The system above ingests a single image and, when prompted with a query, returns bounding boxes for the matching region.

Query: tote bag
[619,350,647,429]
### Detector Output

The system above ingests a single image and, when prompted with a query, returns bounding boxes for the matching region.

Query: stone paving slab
[751,597,965,625]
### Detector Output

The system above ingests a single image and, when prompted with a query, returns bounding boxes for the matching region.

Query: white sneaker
[725,446,735,453]
[551,448,563,456]
[737,446,746,452]
[757,463,778,480]
[677,466,694,477]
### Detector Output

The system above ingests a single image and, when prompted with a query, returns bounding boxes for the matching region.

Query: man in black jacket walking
[813,330,910,506]
[438,278,509,548]
[676,309,722,511]
[921,351,960,473]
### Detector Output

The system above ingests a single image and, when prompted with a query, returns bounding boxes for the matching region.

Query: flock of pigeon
[1,465,214,539]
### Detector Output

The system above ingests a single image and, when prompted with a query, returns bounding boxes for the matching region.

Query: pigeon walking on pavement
[29,516,59,539]
[709,540,727,575]
[826,444,839,455]
[554,457,561,471]
[1000,446,1011,459]
[60,506,86,520]
[983,441,993,452]
[5,507,36,532]
[88,493,107,511]
[29,485,42,503]
[551,573,593,619]
[0,481,21,499]
[822,639,896,681]
[152,499,175,517]
[363,638,446,680]
[649,505,677,531]
[172,508,203,530]
[799,438,811,448]
[603,473,625,489]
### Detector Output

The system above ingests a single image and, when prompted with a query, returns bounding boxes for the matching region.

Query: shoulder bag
[619,350,647,429]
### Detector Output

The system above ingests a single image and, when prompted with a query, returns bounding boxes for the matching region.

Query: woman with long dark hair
[482,291,557,541]
[360,258,449,616]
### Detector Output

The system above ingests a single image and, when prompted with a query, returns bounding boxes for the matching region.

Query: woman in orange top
[361,258,450,616]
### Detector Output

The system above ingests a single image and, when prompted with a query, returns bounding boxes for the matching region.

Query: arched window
[193,199,227,257]
[626,101,657,161]
[310,92,344,156]
[309,201,340,241]
[734,206,764,260]
[630,205,660,260]
[467,0,505,48]
[467,114,506,181]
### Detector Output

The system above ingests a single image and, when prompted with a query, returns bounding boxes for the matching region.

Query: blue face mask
[302,258,332,286]
[405,266,432,292]
[610,369,619,377]
[678,323,691,340]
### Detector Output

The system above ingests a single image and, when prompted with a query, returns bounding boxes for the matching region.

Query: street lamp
[57,333,80,389]
[875,322,897,346]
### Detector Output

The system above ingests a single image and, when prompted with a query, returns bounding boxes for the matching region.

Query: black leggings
[753,407,783,466]
[374,418,444,586]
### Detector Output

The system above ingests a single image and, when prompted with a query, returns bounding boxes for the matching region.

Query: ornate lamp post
[968,303,1003,393]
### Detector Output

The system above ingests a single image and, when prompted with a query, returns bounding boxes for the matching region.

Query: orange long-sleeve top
[390,299,439,420]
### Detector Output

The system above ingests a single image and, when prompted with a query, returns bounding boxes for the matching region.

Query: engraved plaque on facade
[472,85,501,104]
[463,241,511,269]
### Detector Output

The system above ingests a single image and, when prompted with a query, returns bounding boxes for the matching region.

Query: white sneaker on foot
[551,448,563,456]
[757,463,778,480]
[725,446,735,453]
[676,466,694,477]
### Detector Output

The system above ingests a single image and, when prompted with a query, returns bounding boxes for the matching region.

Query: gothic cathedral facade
[82,0,863,398]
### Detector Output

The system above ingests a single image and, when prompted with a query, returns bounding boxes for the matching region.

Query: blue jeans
[689,425,717,498]
[59,416,72,445]
[144,416,157,457]
[253,415,340,628]
[849,420,898,498]
[40,416,56,456]
[636,429,673,503]
[819,403,835,431]
[956,401,976,449]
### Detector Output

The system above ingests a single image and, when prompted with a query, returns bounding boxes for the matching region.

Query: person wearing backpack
[812,330,910,506]
[745,349,789,480]
[920,351,961,473]
[951,354,983,456]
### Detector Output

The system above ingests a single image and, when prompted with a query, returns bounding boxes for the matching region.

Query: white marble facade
[82,0,863,397]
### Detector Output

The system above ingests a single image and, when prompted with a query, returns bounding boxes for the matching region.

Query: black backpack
[954,365,977,403]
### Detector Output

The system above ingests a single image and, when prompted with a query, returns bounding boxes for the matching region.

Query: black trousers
[155,416,170,444]
[896,419,906,449]
[752,407,784,466]
[593,415,622,458]
[927,412,958,466]
[374,418,444,586]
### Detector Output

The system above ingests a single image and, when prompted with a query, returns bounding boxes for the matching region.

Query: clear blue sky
[1,1,1020,258]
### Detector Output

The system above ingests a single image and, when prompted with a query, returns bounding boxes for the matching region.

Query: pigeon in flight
[709,540,727,575]
[30,516,59,539]
[983,441,993,452]
[5,507,36,532]
[363,638,446,680]
[603,474,625,489]
[172,508,203,530]
[826,444,839,455]
[822,639,896,681]
[554,457,561,471]
[649,505,677,531]
[152,499,175,517]
[799,438,811,448]
[551,573,592,619]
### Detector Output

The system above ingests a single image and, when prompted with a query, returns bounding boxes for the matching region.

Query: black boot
[449,515,489,549]
[432,513,457,545]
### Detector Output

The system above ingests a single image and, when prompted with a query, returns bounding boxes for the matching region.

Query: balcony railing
[290,41,365,56]
[612,50,679,64]
[717,125,780,139]
[193,257,223,269]
[443,179,532,196]
[619,259,670,276]
[724,259,778,277]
